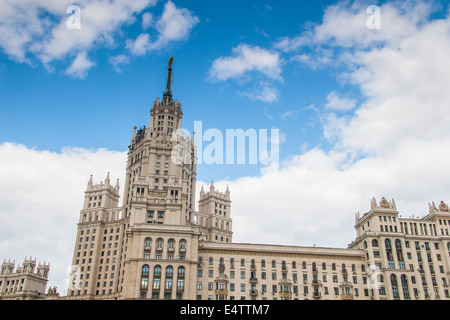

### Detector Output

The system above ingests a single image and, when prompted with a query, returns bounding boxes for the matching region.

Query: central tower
[70,58,232,300]
[122,57,197,226]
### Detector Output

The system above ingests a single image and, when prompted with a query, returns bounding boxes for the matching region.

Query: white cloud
[126,33,152,56]
[237,82,280,103]
[126,0,199,55]
[109,54,131,72]
[208,43,282,82]
[142,12,154,29]
[280,110,294,119]
[154,0,199,44]
[0,142,127,296]
[324,91,357,111]
[208,43,283,103]
[65,51,96,79]
[0,0,199,78]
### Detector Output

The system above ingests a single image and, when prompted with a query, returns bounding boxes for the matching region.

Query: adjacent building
[0,257,50,300]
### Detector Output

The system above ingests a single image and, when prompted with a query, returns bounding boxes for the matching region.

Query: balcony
[339,281,353,287]
[250,277,258,284]
[250,264,257,271]
[279,291,292,299]
[313,292,321,299]
[341,294,354,300]
[312,279,322,286]
[250,289,258,296]
[215,289,228,296]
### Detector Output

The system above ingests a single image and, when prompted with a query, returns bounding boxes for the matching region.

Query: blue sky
[0,0,354,181]
[2,0,450,293]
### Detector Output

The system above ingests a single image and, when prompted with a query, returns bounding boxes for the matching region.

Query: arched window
[396,239,405,268]
[179,239,187,251]
[142,265,149,276]
[154,265,161,277]
[312,262,316,271]
[209,257,213,265]
[230,258,234,267]
[332,263,336,271]
[261,259,266,268]
[198,257,203,265]
[322,263,326,270]
[364,241,368,249]
[168,239,175,250]
[178,266,185,278]
[385,238,392,249]
[391,274,400,300]
[141,265,149,290]
[303,262,307,269]
[352,264,356,272]
[251,259,256,267]
[282,261,287,270]
[166,266,173,277]
[401,275,410,300]
[272,260,276,268]
[372,239,379,247]
[292,261,296,269]
[144,238,151,250]
[385,239,394,268]
[241,259,245,267]
[156,238,163,250]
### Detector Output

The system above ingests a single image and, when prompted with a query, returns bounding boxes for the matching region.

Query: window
[391,274,400,300]
[179,240,187,251]
[154,265,161,277]
[166,266,173,277]
[142,265,149,276]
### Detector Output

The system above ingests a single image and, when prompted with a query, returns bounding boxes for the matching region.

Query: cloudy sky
[1,0,450,295]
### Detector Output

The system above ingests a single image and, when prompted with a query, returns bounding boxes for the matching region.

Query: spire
[105,172,110,185]
[163,57,174,103]
[87,175,93,189]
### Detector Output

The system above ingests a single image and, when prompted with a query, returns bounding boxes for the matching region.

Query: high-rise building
[67,58,450,300]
